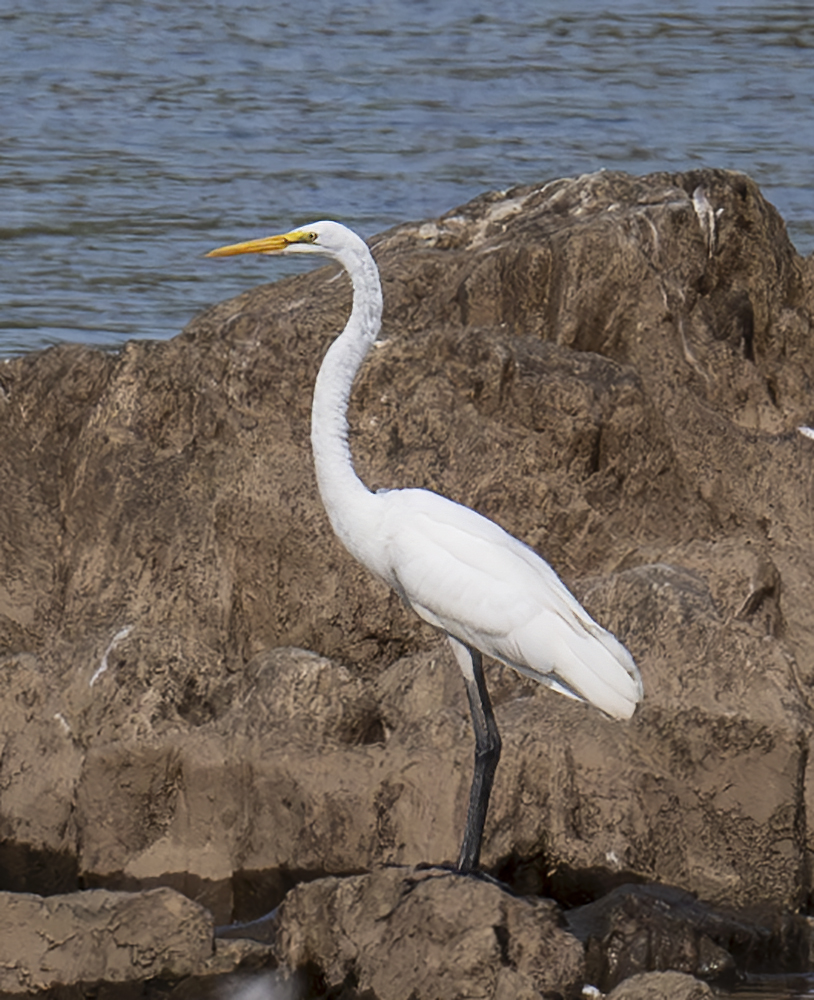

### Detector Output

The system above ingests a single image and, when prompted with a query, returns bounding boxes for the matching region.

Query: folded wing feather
[379,488,641,720]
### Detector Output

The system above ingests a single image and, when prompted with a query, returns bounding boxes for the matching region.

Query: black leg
[456,647,502,873]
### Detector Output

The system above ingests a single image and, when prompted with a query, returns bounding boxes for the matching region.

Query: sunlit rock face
[2,168,814,996]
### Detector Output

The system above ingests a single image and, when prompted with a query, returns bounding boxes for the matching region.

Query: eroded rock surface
[607,971,715,1000]
[0,887,212,993]
[2,168,814,996]
[272,866,585,1000]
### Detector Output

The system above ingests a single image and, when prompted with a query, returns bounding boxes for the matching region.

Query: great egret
[207,221,643,873]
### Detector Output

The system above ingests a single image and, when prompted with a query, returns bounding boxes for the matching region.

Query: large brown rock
[272,866,585,1000]
[2,168,814,992]
[0,887,212,993]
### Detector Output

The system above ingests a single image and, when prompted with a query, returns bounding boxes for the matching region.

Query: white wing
[375,488,642,720]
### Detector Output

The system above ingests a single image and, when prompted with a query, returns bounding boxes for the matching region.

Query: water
[1,1,813,356]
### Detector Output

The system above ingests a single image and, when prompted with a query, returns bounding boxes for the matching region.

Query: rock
[606,971,715,1000]
[73,650,467,925]
[0,654,82,894]
[2,168,814,989]
[0,887,212,993]
[566,882,814,991]
[272,866,585,1000]
[547,561,808,911]
[200,936,278,977]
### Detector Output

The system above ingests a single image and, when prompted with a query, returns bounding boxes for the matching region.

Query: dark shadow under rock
[567,882,814,993]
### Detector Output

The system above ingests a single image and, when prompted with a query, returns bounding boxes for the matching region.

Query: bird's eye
[304,232,318,244]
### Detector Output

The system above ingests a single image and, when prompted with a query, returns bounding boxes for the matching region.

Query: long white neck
[310,242,384,570]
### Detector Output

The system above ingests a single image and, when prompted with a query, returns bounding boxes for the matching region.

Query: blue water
[1,1,813,355]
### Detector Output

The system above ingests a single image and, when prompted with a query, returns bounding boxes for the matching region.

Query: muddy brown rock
[2,168,814,994]
[0,887,212,993]
[607,971,715,1000]
[272,866,585,1000]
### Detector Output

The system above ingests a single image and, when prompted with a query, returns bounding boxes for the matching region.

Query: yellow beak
[206,229,314,257]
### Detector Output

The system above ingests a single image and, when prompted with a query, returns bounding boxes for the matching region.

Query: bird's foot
[413,861,515,894]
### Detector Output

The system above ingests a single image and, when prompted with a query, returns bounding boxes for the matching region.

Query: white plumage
[377,488,639,715]
[207,219,643,872]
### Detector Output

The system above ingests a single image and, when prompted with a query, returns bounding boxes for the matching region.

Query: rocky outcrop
[2,168,814,996]
[273,866,585,1000]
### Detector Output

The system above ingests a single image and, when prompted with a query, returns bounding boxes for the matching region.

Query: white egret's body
[208,220,643,871]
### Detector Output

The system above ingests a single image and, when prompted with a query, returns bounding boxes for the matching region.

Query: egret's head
[206,220,363,261]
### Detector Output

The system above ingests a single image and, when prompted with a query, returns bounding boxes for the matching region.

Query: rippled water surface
[1,1,813,355]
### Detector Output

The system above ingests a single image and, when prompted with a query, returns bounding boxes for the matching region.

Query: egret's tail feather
[512,616,642,720]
